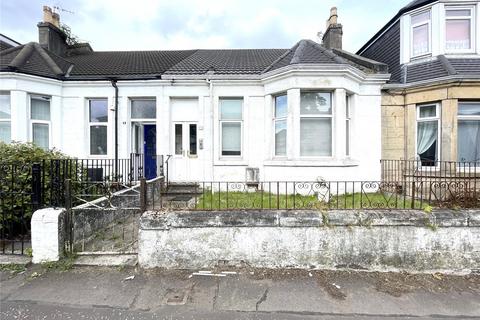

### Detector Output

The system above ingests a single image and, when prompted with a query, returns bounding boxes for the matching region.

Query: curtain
[300,118,332,156]
[275,120,287,156]
[0,122,11,143]
[31,98,50,121]
[417,121,437,157]
[32,123,49,150]
[458,120,480,162]
[222,122,241,156]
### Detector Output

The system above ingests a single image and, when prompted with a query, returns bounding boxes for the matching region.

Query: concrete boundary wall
[139,210,480,272]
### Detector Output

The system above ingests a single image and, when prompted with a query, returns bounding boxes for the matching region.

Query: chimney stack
[322,7,343,50]
[38,5,67,55]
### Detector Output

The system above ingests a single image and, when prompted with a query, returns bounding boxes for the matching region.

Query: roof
[0,33,21,51]
[357,0,437,55]
[0,39,388,81]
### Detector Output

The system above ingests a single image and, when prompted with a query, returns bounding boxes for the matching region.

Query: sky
[1,0,411,52]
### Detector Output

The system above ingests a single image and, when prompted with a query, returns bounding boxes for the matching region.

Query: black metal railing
[144,180,480,211]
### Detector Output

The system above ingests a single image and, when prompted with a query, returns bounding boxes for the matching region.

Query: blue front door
[144,125,157,180]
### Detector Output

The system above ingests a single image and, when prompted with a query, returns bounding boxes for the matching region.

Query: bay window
[89,99,108,155]
[416,103,439,165]
[30,96,51,150]
[274,94,287,157]
[445,7,474,52]
[457,102,480,163]
[0,92,11,143]
[220,98,242,156]
[411,10,431,57]
[300,92,332,157]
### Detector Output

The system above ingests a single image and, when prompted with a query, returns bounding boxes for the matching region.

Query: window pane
[31,97,50,121]
[413,24,429,56]
[222,122,241,156]
[458,120,480,162]
[189,124,197,156]
[0,122,11,143]
[417,121,438,163]
[446,19,470,50]
[131,99,156,119]
[32,123,49,150]
[459,103,480,116]
[275,120,287,156]
[412,11,430,24]
[300,118,332,156]
[90,126,107,155]
[175,124,182,155]
[300,92,331,115]
[275,95,287,118]
[419,105,436,118]
[446,9,471,17]
[220,99,242,120]
[0,93,10,119]
[89,99,108,123]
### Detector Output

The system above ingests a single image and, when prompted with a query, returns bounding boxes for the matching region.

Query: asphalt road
[1,301,469,320]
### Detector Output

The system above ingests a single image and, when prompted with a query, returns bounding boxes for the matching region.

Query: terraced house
[0,7,389,184]
[358,0,480,168]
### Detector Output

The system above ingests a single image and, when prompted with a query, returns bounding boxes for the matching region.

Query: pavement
[1,264,479,319]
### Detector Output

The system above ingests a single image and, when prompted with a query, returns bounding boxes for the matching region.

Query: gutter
[110,79,119,182]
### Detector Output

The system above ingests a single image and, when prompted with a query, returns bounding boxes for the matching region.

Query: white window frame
[29,95,51,150]
[88,98,108,156]
[219,97,243,158]
[273,93,288,158]
[0,91,11,144]
[130,98,157,122]
[457,101,480,165]
[346,94,351,157]
[410,9,432,59]
[416,103,441,167]
[299,91,334,159]
[444,5,476,54]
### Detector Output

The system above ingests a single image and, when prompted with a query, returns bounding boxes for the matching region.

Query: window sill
[264,159,360,167]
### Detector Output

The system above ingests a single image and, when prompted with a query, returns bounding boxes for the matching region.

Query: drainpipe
[110,79,119,182]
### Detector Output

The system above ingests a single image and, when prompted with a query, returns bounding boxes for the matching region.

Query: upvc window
[131,98,156,120]
[274,94,287,157]
[457,102,480,163]
[0,92,11,143]
[30,96,51,150]
[411,10,431,57]
[346,95,351,157]
[219,98,242,156]
[416,103,440,165]
[445,7,474,52]
[300,92,332,157]
[89,99,108,155]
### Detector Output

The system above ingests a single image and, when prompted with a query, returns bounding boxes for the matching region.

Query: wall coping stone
[140,209,479,230]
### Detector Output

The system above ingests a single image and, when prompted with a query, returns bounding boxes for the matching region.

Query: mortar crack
[255,288,269,311]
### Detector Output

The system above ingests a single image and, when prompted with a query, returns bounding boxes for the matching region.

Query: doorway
[170,122,199,181]
[143,124,157,180]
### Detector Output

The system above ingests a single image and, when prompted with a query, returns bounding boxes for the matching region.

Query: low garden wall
[138,209,480,272]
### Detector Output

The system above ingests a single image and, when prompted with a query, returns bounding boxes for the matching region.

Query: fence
[143,180,480,211]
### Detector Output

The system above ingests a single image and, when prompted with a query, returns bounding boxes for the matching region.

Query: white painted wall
[0,67,386,183]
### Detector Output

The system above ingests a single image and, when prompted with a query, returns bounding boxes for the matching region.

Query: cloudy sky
[1,0,410,52]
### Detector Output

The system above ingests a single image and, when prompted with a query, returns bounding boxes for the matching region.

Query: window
[411,10,431,57]
[457,102,480,163]
[445,7,474,52]
[220,98,242,156]
[89,99,108,155]
[274,94,287,156]
[346,95,351,156]
[30,96,50,150]
[300,92,332,157]
[131,99,156,119]
[0,92,11,143]
[416,104,439,166]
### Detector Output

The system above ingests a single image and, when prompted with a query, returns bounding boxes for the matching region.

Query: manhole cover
[165,289,188,305]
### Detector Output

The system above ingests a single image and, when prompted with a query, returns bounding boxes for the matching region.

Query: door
[144,124,157,180]
[170,122,199,181]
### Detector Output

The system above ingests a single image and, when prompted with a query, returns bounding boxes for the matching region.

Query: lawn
[195,190,427,210]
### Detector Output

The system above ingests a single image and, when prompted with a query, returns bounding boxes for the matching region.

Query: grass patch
[0,263,26,274]
[41,253,76,272]
[196,190,428,210]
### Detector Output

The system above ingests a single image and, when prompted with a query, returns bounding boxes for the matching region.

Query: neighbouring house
[357,0,480,167]
[0,6,389,184]
[0,34,21,51]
